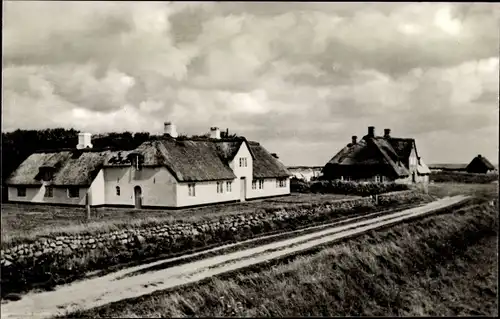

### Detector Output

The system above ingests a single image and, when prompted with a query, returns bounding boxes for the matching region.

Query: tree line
[1,128,239,201]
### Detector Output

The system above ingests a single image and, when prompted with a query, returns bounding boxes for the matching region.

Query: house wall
[8,185,87,205]
[103,166,177,207]
[229,142,254,201]
[247,177,290,199]
[88,170,105,206]
[176,180,238,207]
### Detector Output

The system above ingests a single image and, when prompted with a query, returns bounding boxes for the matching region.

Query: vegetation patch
[430,171,498,184]
[291,178,410,196]
[1,191,431,298]
[64,201,498,318]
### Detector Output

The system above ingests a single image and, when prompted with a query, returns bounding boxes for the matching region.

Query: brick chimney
[368,126,375,138]
[210,127,221,139]
[164,122,178,138]
[352,136,357,144]
[77,133,92,149]
[384,128,391,138]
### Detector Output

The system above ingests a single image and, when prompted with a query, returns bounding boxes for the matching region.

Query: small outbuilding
[465,155,497,174]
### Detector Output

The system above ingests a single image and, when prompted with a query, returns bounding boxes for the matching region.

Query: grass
[1,193,356,247]
[427,182,498,201]
[430,171,498,184]
[64,200,498,318]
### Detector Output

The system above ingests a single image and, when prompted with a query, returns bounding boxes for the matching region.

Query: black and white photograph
[1,1,498,317]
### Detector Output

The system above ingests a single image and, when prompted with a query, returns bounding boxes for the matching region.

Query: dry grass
[66,201,498,318]
[428,182,498,201]
[1,193,355,247]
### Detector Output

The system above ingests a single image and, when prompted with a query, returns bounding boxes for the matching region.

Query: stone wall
[0,190,432,296]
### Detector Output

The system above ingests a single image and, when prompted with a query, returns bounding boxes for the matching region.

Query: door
[412,172,416,183]
[134,186,142,209]
[240,177,246,202]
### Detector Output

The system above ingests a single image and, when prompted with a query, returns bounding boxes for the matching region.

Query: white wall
[88,170,105,206]
[103,166,177,207]
[247,177,290,199]
[8,185,87,205]
[176,180,239,207]
[229,142,254,201]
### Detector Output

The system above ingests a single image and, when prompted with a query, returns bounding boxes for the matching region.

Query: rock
[56,241,63,246]
[135,235,146,244]
[43,248,52,254]
[88,238,96,244]
[34,251,43,257]
[50,242,56,248]
[97,242,104,248]
[63,247,72,255]
[91,244,97,249]
[70,244,78,250]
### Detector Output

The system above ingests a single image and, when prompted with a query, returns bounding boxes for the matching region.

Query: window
[44,186,53,198]
[17,187,26,197]
[226,181,232,192]
[188,183,196,197]
[374,175,381,183]
[116,186,121,196]
[277,179,287,188]
[239,157,247,167]
[258,180,264,189]
[217,182,224,194]
[67,187,79,198]
[252,180,257,190]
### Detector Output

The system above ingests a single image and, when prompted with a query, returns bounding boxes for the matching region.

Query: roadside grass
[1,193,356,247]
[430,171,498,184]
[428,182,498,201]
[65,201,498,318]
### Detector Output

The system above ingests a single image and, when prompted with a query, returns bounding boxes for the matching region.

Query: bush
[430,171,498,184]
[308,180,409,196]
[290,178,311,193]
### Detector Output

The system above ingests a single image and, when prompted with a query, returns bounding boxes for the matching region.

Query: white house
[322,127,431,184]
[6,124,292,209]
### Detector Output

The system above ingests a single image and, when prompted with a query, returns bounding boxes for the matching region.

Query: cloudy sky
[3,2,499,165]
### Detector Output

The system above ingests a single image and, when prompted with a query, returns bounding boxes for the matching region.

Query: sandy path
[1,195,468,319]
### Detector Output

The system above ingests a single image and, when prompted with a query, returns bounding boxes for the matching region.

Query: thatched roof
[466,155,496,173]
[387,138,415,160]
[7,136,290,186]
[249,142,292,178]
[325,136,411,178]
[6,149,114,186]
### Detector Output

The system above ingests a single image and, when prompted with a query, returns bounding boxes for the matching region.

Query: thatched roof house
[7,137,290,186]
[465,155,496,174]
[6,125,292,208]
[323,127,430,183]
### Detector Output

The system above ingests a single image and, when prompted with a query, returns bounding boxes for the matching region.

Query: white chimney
[77,133,93,149]
[210,127,221,139]
[164,122,178,138]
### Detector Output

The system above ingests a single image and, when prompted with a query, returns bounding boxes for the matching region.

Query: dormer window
[38,167,55,181]
[128,153,144,171]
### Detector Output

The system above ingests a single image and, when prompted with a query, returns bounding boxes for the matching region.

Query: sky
[2,2,499,166]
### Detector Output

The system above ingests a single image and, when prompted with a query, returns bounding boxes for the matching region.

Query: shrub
[430,171,498,184]
[308,180,409,196]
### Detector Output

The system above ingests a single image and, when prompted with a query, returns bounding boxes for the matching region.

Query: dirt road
[1,195,469,319]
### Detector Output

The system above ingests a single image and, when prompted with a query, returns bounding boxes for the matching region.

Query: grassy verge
[1,193,356,247]
[430,171,498,184]
[427,182,498,201]
[65,201,498,317]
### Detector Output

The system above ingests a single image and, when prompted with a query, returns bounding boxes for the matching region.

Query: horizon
[3,2,499,166]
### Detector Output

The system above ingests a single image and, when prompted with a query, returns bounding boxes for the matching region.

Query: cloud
[2,2,499,165]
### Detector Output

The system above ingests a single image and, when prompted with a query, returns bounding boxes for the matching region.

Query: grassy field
[1,193,356,247]
[430,171,498,184]
[66,200,498,317]
[427,183,498,201]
